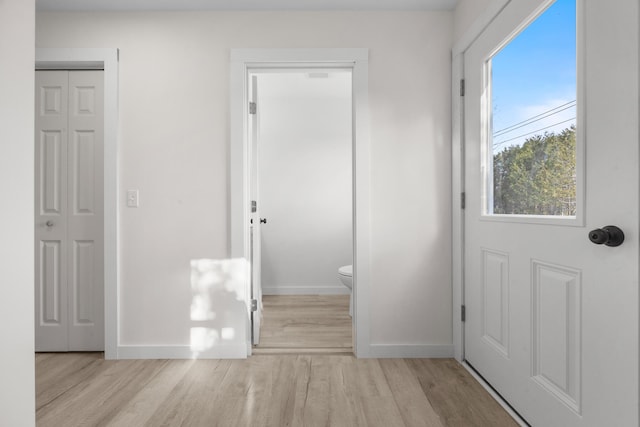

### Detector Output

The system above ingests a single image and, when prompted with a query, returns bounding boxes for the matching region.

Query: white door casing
[35,70,105,352]
[463,1,638,426]
[249,75,263,345]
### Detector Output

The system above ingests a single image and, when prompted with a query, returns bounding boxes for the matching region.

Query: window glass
[489,0,577,216]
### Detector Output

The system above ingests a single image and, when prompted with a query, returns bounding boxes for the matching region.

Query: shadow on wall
[190,259,248,358]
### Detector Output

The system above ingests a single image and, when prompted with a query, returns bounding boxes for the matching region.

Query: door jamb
[230,49,372,358]
[35,48,119,359]
[451,0,510,362]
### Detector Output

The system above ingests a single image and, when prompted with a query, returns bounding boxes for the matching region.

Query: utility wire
[493,103,576,137]
[493,117,576,148]
[493,100,576,136]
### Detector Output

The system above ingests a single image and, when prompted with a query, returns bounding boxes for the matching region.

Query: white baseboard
[116,344,247,360]
[368,344,454,358]
[263,285,350,295]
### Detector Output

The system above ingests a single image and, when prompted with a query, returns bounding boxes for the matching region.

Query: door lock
[588,225,624,247]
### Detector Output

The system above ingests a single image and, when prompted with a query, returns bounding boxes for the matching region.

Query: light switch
[126,190,139,207]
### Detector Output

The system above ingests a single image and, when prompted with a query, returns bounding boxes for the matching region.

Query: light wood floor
[36,353,518,427]
[255,295,352,354]
[35,296,518,426]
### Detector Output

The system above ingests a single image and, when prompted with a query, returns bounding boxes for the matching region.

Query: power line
[493,100,576,134]
[493,100,576,136]
[493,103,576,137]
[493,117,576,148]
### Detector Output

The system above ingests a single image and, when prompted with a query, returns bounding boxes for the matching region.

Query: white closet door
[35,70,104,352]
[35,71,70,351]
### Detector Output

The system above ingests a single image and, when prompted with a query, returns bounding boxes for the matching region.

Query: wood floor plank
[265,356,310,427]
[143,359,233,427]
[346,358,394,398]
[300,356,334,426]
[360,396,413,427]
[107,360,195,426]
[344,358,415,427]
[37,358,170,427]
[218,357,276,427]
[35,352,103,410]
[407,358,519,427]
[379,359,444,427]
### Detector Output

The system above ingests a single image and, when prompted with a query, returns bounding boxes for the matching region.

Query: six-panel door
[35,70,105,352]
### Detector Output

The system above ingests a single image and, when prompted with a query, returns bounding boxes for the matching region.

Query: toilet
[338,265,353,317]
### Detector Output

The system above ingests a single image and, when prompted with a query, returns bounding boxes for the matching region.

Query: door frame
[35,48,119,359]
[452,0,511,363]
[230,49,372,357]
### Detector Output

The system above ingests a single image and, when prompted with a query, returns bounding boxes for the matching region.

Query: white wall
[36,10,454,355]
[258,72,352,295]
[0,0,36,425]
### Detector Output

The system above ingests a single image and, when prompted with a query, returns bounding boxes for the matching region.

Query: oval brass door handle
[589,225,624,247]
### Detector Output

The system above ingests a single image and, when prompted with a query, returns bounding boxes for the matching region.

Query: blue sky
[491,0,576,152]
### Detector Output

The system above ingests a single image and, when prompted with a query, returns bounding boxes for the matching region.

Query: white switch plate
[126,190,139,207]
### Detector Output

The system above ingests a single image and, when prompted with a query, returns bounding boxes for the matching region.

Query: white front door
[249,75,263,346]
[35,70,105,352]
[464,0,638,425]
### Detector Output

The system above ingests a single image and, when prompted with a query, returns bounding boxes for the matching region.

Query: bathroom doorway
[249,69,354,354]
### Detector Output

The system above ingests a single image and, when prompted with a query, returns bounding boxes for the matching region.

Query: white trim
[117,345,246,360]
[230,48,371,358]
[451,0,511,363]
[461,362,529,426]
[478,214,582,226]
[452,52,465,362]
[36,48,119,359]
[263,286,350,295]
[368,344,454,358]
[230,48,368,63]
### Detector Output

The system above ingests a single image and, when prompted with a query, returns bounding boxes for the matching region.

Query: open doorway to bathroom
[250,69,354,355]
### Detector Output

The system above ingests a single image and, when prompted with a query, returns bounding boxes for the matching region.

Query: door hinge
[251,200,257,213]
[251,299,258,312]
[460,79,465,97]
[461,305,466,322]
[249,102,257,115]
[461,192,466,209]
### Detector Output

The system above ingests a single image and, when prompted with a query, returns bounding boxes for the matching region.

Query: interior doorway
[249,70,354,354]
[229,48,372,358]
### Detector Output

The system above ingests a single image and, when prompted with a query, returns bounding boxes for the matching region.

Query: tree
[492,126,576,216]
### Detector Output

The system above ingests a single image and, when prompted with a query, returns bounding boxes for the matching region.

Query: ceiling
[36,0,458,12]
